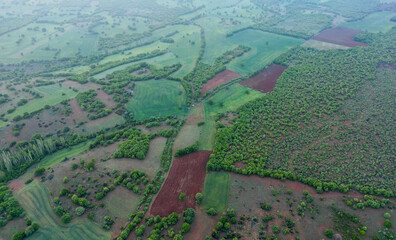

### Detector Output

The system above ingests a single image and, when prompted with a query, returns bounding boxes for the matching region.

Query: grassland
[226,29,304,75]
[3,85,78,120]
[15,181,111,240]
[39,140,92,168]
[200,84,263,150]
[173,125,201,152]
[342,11,396,33]
[103,187,141,222]
[126,80,188,120]
[201,172,230,212]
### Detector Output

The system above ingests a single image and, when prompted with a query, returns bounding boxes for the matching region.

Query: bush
[384,220,392,228]
[179,193,185,201]
[206,208,217,216]
[12,231,25,240]
[63,177,69,183]
[384,212,391,219]
[61,213,72,224]
[324,229,334,238]
[181,222,191,234]
[195,193,203,205]
[174,142,198,157]
[75,207,85,216]
[34,167,45,176]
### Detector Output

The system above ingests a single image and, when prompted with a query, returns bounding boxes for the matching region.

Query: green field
[201,172,230,212]
[200,84,263,150]
[15,181,111,240]
[39,141,92,168]
[3,85,78,120]
[197,17,253,65]
[82,114,125,133]
[226,29,304,75]
[342,11,396,33]
[126,79,188,120]
[173,125,201,152]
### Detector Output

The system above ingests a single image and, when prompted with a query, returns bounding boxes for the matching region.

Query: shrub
[384,212,391,219]
[206,208,217,216]
[34,167,45,176]
[181,222,191,234]
[195,192,203,205]
[63,177,69,183]
[324,229,334,238]
[61,213,71,224]
[12,231,25,240]
[179,193,185,201]
[384,220,392,228]
[75,207,85,216]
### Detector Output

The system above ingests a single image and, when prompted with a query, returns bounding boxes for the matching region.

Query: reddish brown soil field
[239,65,287,93]
[8,180,24,192]
[200,70,241,97]
[312,27,368,47]
[150,151,212,216]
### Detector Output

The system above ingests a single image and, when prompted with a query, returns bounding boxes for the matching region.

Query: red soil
[200,70,241,97]
[150,151,212,216]
[239,65,287,93]
[312,27,368,47]
[8,180,24,192]
[234,174,363,198]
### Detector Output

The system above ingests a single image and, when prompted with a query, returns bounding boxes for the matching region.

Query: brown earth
[185,103,204,125]
[200,70,241,97]
[239,65,287,93]
[8,180,24,192]
[312,27,368,47]
[150,151,212,216]
[228,173,393,239]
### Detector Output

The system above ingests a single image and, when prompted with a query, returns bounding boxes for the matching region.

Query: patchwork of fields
[1,1,395,239]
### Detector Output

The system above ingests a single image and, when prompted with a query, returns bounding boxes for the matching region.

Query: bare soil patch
[228,173,391,239]
[200,70,241,97]
[312,27,368,47]
[239,65,287,93]
[185,103,204,125]
[8,180,24,192]
[150,151,212,216]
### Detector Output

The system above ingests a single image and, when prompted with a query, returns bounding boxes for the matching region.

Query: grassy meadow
[126,80,188,120]
[201,172,230,212]
[3,85,78,120]
[15,181,111,240]
[342,11,396,33]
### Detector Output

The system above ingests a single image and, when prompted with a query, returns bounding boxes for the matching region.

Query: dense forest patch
[209,30,396,197]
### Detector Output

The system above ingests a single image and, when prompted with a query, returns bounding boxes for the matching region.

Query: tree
[34,167,45,176]
[61,213,71,224]
[324,229,334,238]
[195,193,203,205]
[63,177,69,183]
[384,220,392,228]
[181,222,190,234]
[75,207,85,216]
[206,208,217,216]
[179,193,185,201]
[135,225,145,236]
[12,231,25,240]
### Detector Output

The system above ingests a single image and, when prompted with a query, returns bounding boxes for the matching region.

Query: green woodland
[208,30,396,197]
